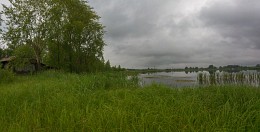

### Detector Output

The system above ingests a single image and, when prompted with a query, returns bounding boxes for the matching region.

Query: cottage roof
[0,56,16,62]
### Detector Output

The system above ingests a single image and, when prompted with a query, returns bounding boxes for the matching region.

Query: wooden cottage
[0,56,15,69]
[0,56,37,73]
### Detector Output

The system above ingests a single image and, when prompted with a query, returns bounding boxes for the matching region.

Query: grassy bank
[0,71,260,131]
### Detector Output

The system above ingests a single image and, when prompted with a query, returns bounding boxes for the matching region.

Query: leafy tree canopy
[1,0,106,73]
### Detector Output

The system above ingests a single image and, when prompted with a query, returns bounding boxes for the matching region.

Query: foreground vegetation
[0,71,260,131]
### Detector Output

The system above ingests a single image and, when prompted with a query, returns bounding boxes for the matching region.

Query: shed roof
[0,56,16,62]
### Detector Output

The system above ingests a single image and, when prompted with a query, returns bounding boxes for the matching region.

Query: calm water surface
[139,71,198,88]
[139,71,260,88]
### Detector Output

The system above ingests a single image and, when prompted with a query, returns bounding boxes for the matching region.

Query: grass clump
[0,69,15,84]
[0,71,260,131]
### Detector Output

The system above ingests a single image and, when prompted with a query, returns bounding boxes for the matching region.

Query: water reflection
[139,70,260,88]
[198,70,260,87]
[139,71,197,88]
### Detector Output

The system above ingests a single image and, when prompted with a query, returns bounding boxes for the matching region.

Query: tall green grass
[0,69,15,83]
[0,70,260,131]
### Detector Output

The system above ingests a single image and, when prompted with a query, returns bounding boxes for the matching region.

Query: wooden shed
[0,56,15,69]
[0,56,37,73]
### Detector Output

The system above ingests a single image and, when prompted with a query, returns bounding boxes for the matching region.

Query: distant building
[0,56,37,73]
[0,56,16,69]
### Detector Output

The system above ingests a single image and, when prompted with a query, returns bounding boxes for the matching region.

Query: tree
[43,0,105,72]
[1,0,105,73]
[208,65,217,70]
[1,0,49,70]
[105,60,111,71]
[0,48,3,58]
[12,45,35,70]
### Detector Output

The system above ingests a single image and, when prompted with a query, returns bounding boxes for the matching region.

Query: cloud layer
[87,0,260,68]
[1,0,260,68]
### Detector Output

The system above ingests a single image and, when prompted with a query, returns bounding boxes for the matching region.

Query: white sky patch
[180,0,209,16]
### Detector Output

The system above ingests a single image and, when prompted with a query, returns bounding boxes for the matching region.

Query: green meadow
[0,71,260,131]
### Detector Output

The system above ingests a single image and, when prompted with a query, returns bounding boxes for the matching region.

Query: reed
[197,71,260,87]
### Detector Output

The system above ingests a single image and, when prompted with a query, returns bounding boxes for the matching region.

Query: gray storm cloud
[89,0,260,68]
[1,0,260,68]
[200,0,260,49]
[89,0,218,68]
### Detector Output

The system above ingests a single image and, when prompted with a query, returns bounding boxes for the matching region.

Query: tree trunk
[35,55,41,71]
[32,42,42,71]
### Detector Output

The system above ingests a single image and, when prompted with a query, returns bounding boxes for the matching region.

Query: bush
[0,69,15,83]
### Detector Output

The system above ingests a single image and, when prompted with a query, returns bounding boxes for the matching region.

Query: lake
[139,71,198,88]
[139,71,260,88]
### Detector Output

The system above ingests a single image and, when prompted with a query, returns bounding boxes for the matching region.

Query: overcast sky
[1,0,260,68]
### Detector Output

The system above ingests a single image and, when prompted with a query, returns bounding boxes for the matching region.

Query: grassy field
[0,70,260,131]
